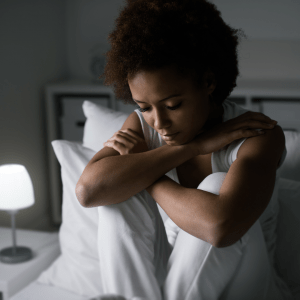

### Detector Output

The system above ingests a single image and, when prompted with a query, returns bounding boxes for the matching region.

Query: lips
[161,132,178,141]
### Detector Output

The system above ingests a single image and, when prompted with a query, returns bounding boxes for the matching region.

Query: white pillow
[276,177,300,297]
[82,101,130,152]
[280,131,300,182]
[37,140,103,298]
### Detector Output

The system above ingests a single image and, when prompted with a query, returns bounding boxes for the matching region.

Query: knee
[97,192,156,236]
[197,172,227,196]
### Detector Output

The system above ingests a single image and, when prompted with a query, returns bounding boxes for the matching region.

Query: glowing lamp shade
[0,164,35,264]
[0,164,34,210]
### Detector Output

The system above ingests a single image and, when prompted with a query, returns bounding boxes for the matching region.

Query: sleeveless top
[134,99,287,268]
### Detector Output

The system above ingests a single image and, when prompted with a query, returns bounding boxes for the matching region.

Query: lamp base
[0,246,33,264]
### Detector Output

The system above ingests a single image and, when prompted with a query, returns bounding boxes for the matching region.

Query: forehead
[128,66,197,99]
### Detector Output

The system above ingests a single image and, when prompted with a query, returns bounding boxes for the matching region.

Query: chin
[169,138,191,147]
[165,140,180,146]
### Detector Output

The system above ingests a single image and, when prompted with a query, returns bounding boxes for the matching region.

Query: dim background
[0,0,299,230]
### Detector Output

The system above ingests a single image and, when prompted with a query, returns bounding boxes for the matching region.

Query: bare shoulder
[88,111,145,165]
[121,111,144,138]
[237,125,285,167]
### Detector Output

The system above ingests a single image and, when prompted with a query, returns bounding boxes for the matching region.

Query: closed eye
[167,103,182,110]
[137,102,182,113]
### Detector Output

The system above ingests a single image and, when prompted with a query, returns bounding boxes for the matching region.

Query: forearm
[79,143,197,207]
[146,175,223,246]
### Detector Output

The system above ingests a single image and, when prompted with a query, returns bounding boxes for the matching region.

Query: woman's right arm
[75,111,197,207]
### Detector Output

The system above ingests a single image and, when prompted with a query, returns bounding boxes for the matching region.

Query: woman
[76,1,293,299]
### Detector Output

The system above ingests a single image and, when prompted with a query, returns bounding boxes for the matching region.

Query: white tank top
[134,99,287,266]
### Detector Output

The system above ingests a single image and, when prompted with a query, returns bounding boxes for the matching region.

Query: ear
[204,70,216,94]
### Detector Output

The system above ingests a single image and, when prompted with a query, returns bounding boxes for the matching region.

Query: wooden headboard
[45,79,300,226]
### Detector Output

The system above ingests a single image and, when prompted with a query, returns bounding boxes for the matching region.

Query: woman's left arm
[210,125,285,247]
[104,125,285,248]
[147,125,285,248]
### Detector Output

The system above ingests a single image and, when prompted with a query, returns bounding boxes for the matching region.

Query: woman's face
[128,65,216,146]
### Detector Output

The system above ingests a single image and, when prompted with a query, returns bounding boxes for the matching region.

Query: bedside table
[0,227,60,300]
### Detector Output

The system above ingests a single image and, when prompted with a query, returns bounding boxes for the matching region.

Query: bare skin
[127,65,222,189]
[76,65,283,247]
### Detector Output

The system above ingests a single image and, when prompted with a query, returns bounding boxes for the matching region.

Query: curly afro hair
[99,0,247,106]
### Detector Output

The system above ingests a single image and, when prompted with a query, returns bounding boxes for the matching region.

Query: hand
[188,111,278,156]
[103,128,149,155]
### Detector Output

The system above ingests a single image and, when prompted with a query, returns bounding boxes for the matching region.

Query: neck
[202,105,224,131]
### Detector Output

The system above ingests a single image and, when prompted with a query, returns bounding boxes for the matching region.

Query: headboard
[45,79,300,226]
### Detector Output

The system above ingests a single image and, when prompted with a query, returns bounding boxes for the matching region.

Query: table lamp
[0,164,35,264]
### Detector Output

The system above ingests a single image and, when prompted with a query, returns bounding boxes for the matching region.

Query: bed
[10,89,300,300]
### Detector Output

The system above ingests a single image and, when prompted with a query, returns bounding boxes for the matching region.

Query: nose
[153,109,171,131]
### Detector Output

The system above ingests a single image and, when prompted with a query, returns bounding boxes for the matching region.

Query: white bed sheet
[10,280,90,300]
[10,278,299,300]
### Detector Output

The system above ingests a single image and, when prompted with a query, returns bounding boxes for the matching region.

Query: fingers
[230,111,277,131]
[240,111,277,124]
[103,140,127,155]
[103,129,143,155]
[120,128,144,140]
[115,131,138,145]
[240,119,277,130]
[106,130,137,144]
[103,135,134,153]
[232,128,265,140]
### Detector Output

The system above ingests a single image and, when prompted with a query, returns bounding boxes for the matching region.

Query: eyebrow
[133,94,181,103]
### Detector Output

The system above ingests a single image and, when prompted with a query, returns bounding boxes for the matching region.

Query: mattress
[10,280,90,300]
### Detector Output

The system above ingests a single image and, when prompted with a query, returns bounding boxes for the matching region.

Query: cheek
[183,110,207,130]
[180,110,209,141]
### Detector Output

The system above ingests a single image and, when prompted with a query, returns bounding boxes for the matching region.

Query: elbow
[75,183,90,207]
[75,181,109,208]
[213,225,241,248]
[209,220,236,248]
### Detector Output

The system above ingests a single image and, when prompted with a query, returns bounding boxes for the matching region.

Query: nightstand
[0,227,60,300]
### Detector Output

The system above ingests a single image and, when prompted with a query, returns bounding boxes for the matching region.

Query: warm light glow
[0,164,35,210]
